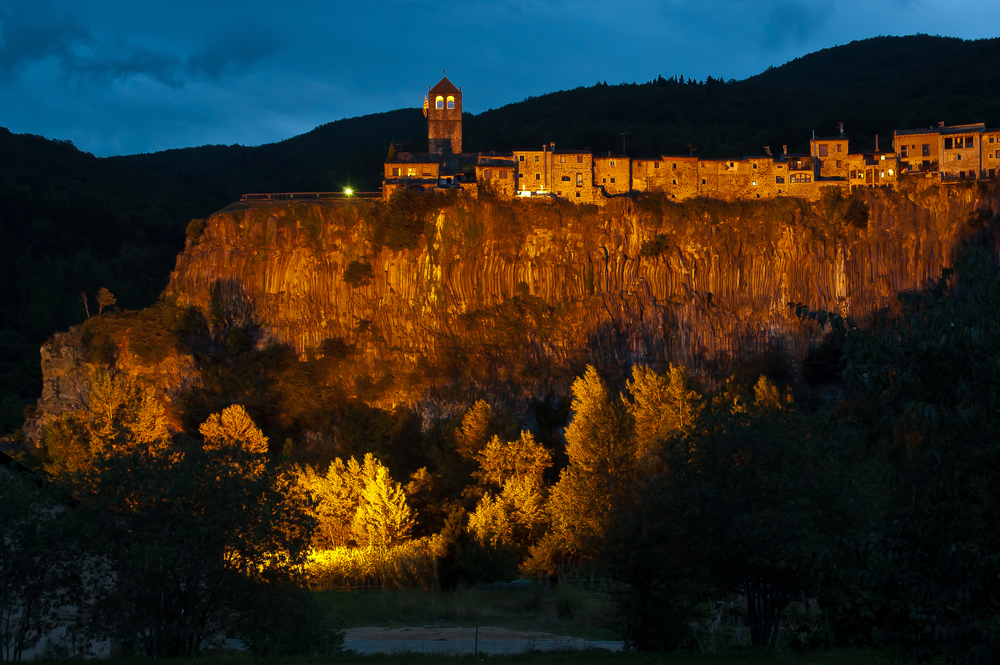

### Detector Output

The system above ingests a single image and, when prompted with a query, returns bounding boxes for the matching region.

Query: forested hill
[111,35,1000,198]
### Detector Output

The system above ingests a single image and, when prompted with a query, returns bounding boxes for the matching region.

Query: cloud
[185,33,283,79]
[0,1,91,81]
[762,0,834,49]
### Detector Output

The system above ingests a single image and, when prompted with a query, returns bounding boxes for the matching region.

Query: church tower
[424,75,462,154]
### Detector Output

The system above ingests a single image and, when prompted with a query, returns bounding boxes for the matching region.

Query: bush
[343,260,374,287]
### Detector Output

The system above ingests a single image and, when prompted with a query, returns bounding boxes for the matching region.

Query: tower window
[447,96,455,109]
[435,96,444,110]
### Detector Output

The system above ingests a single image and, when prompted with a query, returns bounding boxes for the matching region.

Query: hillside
[4,34,1000,436]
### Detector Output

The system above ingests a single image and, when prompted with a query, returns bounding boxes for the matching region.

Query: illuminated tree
[199,404,269,454]
[468,431,552,548]
[626,364,702,465]
[455,399,492,460]
[41,367,170,480]
[352,466,414,548]
[299,453,414,549]
[95,287,116,316]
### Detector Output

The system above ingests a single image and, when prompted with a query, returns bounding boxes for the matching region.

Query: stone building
[426,76,463,154]
[383,76,997,205]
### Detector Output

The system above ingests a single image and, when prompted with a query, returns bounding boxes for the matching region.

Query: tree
[468,431,552,549]
[0,472,81,661]
[455,400,492,461]
[298,453,414,549]
[199,404,269,454]
[675,377,872,649]
[77,406,316,658]
[95,288,116,316]
[40,367,170,482]
[625,364,702,467]
[824,246,1000,664]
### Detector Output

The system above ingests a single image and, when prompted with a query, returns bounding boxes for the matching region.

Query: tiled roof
[430,77,460,94]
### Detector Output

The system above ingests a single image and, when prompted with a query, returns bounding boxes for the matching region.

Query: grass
[314,585,617,640]
[57,648,896,664]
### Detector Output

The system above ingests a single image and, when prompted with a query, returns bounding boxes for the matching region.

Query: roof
[894,128,941,137]
[388,153,443,164]
[429,76,460,94]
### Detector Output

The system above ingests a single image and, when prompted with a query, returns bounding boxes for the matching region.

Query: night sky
[1,0,998,157]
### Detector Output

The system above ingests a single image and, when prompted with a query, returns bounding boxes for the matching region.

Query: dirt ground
[344,625,582,641]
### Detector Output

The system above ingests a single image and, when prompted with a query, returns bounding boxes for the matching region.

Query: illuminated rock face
[165,183,998,395]
[28,181,1000,440]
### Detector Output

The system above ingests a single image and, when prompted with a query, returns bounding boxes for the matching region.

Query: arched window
[435,96,444,109]
[446,96,455,109]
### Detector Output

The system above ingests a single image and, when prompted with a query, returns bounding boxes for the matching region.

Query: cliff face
[30,181,1000,440]
[168,182,997,394]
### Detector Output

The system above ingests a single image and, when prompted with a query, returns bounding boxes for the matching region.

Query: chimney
[875,135,879,152]
[939,121,945,128]
[782,145,788,157]
[838,122,845,137]
[812,130,816,140]
[764,146,772,156]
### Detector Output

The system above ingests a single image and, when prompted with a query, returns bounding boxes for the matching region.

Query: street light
[344,188,353,197]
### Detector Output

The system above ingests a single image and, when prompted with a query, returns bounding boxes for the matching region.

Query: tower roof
[429,76,460,94]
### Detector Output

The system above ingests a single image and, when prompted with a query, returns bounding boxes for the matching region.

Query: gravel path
[342,626,623,655]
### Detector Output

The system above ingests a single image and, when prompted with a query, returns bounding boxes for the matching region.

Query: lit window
[577,173,583,186]
[752,180,757,186]
[888,169,894,176]
[435,96,444,110]
[560,156,565,163]
[447,96,455,109]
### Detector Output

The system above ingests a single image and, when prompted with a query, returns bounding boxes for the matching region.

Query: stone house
[810,130,850,180]
[593,155,631,196]
[938,123,986,181]
[846,151,898,191]
[983,129,1000,180]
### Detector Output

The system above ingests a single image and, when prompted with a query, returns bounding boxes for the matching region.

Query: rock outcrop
[29,180,1000,440]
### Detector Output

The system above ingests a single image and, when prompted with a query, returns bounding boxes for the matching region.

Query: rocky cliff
[29,180,1000,443]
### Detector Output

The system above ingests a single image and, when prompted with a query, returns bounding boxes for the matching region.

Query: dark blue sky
[1,0,997,157]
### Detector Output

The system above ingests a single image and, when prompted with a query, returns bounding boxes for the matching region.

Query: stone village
[383,75,1000,204]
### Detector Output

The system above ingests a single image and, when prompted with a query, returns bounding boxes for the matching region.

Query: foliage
[298,453,414,549]
[305,541,436,591]
[40,366,170,481]
[0,472,81,661]
[72,406,316,658]
[343,260,374,287]
[95,287,116,316]
[821,245,1000,664]
[199,403,270,454]
[185,218,206,246]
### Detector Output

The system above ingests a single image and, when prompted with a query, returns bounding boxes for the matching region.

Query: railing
[240,191,382,201]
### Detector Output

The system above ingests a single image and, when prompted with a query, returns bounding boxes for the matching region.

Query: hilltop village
[383,76,1000,204]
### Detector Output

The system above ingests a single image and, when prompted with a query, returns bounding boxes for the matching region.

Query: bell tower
[425,74,462,154]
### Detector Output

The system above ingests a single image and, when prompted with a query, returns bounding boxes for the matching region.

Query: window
[535,173,540,181]
[610,177,616,184]
[446,96,455,109]
[407,168,416,176]
[519,155,525,162]
[577,173,583,186]
[435,96,444,109]
[965,136,975,148]
[819,144,828,157]
[901,146,908,158]
[790,173,811,183]
[948,154,957,162]
[654,162,660,169]
[991,137,996,143]
[422,170,431,176]
[776,176,785,184]
[702,178,707,185]
[534,155,540,162]
[922,144,931,156]
[559,156,566,164]
[610,160,616,166]
[392,167,400,176]
[945,137,953,150]
[836,160,842,168]
[672,163,677,169]
[990,169,996,178]
[602,178,607,184]
[959,171,966,179]
[752,180,757,186]
[484,169,492,179]
[850,170,857,179]
[753,163,758,169]
[561,175,571,181]
[777,164,784,170]
[837,144,843,153]
[499,170,506,179]
[577,155,584,164]
[576,192,581,197]
[888,169,894,176]
[672,179,677,185]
